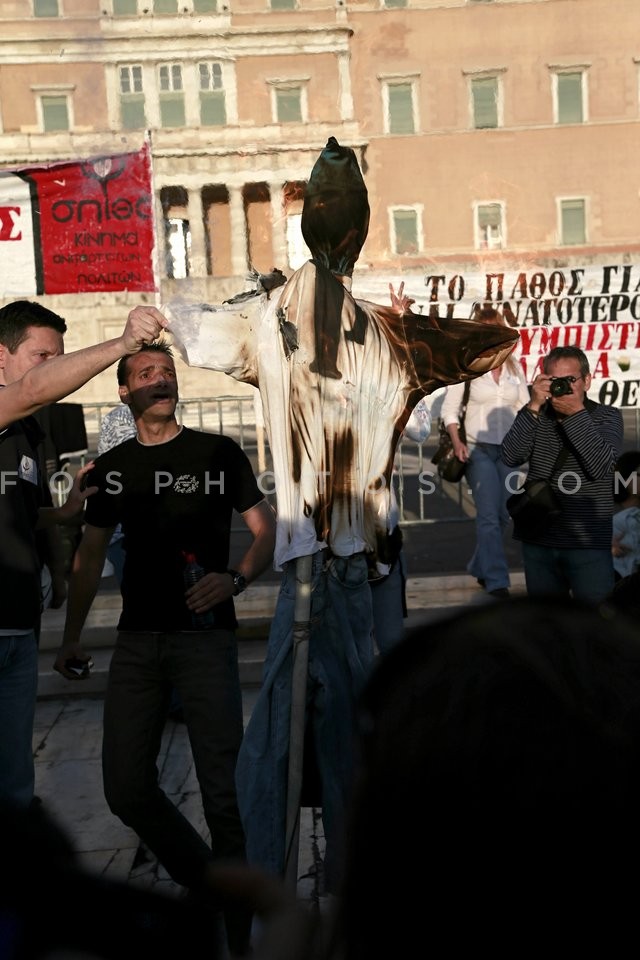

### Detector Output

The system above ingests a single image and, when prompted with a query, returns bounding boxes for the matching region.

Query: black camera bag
[506,443,569,539]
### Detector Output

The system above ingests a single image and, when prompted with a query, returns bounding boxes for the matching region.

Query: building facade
[0,0,638,403]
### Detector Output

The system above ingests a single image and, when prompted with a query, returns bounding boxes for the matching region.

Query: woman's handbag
[432,381,471,484]
[506,444,569,538]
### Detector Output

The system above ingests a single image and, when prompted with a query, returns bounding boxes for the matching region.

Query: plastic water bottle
[182,552,215,629]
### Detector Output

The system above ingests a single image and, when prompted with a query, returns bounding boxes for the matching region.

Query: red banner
[0,144,156,296]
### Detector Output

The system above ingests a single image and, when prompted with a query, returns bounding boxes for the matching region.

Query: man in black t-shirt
[55,342,276,957]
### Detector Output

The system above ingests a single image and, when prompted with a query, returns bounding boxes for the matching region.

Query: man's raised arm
[0,306,167,430]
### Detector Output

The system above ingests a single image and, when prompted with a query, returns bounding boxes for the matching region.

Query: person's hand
[56,462,97,523]
[185,571,236,615]
[121,306,168,354]
[389,282,415,315]
[529,372,553,411]
[452,440,470,462]
[53,644,93,681]
[612,536,629,559]
[548,388,585,418]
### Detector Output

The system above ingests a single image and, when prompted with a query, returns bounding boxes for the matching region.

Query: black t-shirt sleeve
[224,437,264,514]
[84,451,124,529]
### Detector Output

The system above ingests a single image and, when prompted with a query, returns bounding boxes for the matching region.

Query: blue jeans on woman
[0,631,39,808]
[466,442,513,594]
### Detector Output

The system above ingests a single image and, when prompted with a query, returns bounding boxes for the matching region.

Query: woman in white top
[441,307,530,598]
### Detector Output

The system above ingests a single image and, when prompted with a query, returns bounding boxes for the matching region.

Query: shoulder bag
[432,381,471,484]
[506,440,570,539]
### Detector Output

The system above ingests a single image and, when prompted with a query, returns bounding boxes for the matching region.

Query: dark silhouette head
[333,597,640,957]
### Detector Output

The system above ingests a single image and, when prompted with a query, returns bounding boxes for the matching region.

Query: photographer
[501,346,623,603]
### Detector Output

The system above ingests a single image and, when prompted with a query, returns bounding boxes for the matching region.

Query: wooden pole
[283,553,313,893]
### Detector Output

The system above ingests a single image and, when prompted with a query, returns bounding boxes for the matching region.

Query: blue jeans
[466,442,512,592]
[235,551,374,893]
[0,631,39,808]
[370,551,406,655]
[521,543,615,604]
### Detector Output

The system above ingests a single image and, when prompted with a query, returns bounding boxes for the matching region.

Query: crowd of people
[2,282,639,957]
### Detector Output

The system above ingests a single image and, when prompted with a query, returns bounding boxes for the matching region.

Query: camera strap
[546,398,596,478]
[546,434,571,482]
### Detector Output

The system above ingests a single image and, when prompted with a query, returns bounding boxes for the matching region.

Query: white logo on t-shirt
[173,474,199,494]
[19,455,38,485]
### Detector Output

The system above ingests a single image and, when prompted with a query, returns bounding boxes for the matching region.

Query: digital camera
[549,376,574,398]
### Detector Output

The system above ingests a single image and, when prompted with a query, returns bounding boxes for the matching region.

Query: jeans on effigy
[235,550,374,892]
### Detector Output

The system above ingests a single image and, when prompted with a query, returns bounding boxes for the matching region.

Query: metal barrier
[83,396,257,452]
[77,397,640,526]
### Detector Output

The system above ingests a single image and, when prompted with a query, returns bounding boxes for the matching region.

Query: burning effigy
[166,137,519,887]
[168,138,517,575]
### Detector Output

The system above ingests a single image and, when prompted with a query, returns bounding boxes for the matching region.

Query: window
[383,80,416,135]
[41,95,69,132]
[475,203,504,249]
[271,0,296,8]
[560,199,586,245]
[154,0,178,12]
[119,65,145,130]
[199,62,226,126]
[194,0,217,9]
[269,78,307,123]
[113,0,137,13]
[383,0,407,7]
[555,71,585,124]
[275,86,303,123]
[159,64,185,127]
[390,207,421,255]
[471,76,499,129]
[34,0,59,15]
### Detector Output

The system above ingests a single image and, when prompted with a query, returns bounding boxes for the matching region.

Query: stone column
[229,185,248,278]
[187,187,207,278]
[269,181,288,271]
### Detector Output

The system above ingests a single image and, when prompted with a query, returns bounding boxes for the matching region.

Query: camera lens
[550,377,572,397]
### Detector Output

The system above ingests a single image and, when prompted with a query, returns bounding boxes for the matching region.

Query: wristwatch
[227,569,247,596]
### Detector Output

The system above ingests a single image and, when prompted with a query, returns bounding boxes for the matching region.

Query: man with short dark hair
[501,345,623,602]
[0,298,166,810]
[55,341,276,957]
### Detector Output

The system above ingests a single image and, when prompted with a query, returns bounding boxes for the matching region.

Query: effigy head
[302,137,370,278]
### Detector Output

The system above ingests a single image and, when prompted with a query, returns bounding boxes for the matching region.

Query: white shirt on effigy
[167,264,414,573]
